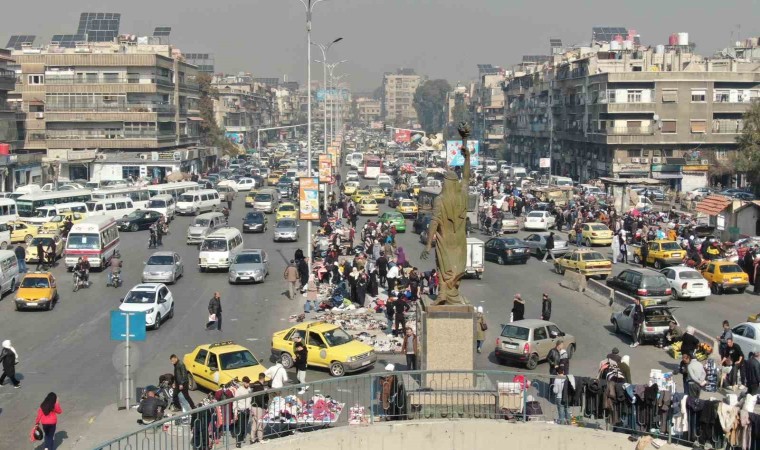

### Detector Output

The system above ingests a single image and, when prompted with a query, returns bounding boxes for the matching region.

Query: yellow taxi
[568,222,613,246]
[352,190,371,204]
[267,171,282,185]
[370,187,386,203]
[7,221,40,244]
[275,202,298,221]
[271,321,376,377]
[358,197,379,215]
[26,233,64,263]
[700,260,749,295]
[633,240,685,269]
[396,199,419,218]
[343,181,360,196]
[554,248,612,279]
[14,272,58,311]
[410,183,422,197]
[40,212,87,233]
[244,190,258,208]
[183,341,268,391]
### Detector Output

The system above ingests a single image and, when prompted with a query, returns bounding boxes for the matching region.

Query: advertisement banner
[539,158,551,168]
[299,177,320,221]
[327,147,338,168]
[225,132,244,145]
[318,154,332,183]
[370,121,383,130]
[394,129,411,144]
[446,140,481,167]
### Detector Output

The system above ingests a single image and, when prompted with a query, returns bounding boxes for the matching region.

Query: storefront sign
[539,158,550,168]
[299,177,320,221]
[682,165,708,172]
[318,154,331,183]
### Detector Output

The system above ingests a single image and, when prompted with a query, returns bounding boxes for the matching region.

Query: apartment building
[8,36,206,181]
[355,97,381,124]
[382,69,422,125]
[503,41,760,191]
[212,73,273,151]
[471,66,507,155]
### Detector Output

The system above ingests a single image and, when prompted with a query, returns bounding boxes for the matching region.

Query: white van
[146,195,176,221]
[0,223,12,250]
[176,189,221,216]
[85,197,137,219]
[25,202,89,225]
[253,189,279,213]
[187,212,226,244]
[580,184,603,196]
[198,227,244,271]
[10,185,42,200]
[550,176,574,187]
[0,250,20,295]
[64,216,120,269]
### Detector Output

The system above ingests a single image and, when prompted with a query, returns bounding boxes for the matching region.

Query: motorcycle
[108,271,122,288]
[73,270,89,292]
[148,230,158,249]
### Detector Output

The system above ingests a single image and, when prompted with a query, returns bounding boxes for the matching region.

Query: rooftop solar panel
[6,35,36,50]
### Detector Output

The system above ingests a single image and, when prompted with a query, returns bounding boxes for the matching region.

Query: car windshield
[721,265,744,273]
[123,290,155,304]
[279,204,295,212]
[641,276,670,289]
[502,239,520,246]
[255,194,272,202]
[502,212,515,220]
[323,328,353,346]
[235,253,262,264]
[21,277,49,288]
[678,270,703,280]
[582,252,606,261]
[148,200,166,208]
[66,233,100,250]
[49,216,65,223]
[147,255,173,265]
[401,201,415,207]
[31,237,55,247]
[180,193,196,202]
[220,350,259,370]
[193,219,210,227]
[34,209,54,218]
[200,239,228,251]
[590,224,609,231]
[245,214,263,222]
[277,220,296,229]
[500,325,529,340]
[661,242,681,251]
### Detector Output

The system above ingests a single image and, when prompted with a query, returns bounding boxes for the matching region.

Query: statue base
[419,304,476,389]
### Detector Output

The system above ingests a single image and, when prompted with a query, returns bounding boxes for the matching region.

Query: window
[207,352,219,370]
[533,327,548,341]
[194,349,208,364]
[691,90,706,102]
[122,166,140,180]
[28,75,44,85]
[662,90,678,103]
[663,149,673,157]
[714,90,730,103]
[661,121,677,133]
[627,149,641,158]
[690,120,706,134]
[627,90,642,103]
[308,331,327,348]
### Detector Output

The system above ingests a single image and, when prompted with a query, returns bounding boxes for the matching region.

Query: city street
[0,178,757,448]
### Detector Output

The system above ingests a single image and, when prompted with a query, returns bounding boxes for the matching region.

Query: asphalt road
[1,171,756,448]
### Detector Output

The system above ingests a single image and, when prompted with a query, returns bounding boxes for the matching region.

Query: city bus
[91,186,151,209]
[417,186,479,232]
[15,190,93,219]
[0,199,19,223]
[147,181,201,200]
[363,156,383,179]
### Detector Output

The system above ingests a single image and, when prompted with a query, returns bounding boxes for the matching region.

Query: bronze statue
[421,122,472,305]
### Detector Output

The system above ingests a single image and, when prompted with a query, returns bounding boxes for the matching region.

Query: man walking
[542,232,556,263]
[170,354,195,411]
[0,340,20,388]
[208,292,222,331]
[386,262,399,294]
[541,293,552,321]
[284,260,300,299]
[630,298,644,348]
[376,252,388,287]
[640,239,649,268]
[226,190,234,211]
[746,351,760,395]
[293,337,309,394]
[249,373,268,444]
[297,258,309,292]
[401,327,417,370]
[13,245,26,273]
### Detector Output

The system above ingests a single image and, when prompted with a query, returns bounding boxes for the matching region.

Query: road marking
[230,318,238,322]
[245,338,260,342]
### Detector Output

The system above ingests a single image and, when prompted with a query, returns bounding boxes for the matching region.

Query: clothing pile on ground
[310,308,417,354]
[263,394,344,424]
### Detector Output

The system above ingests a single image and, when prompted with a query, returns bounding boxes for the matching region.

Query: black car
[243,212,267,233]
[484,237,530,265]
[413,212,432,234]
[389,191,411,208]
[378,181,394,196]
[606,268,672,304]
[252,175,266,188]
[118,210,164,231]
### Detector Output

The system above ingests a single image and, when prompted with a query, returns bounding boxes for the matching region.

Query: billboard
[225,132,244,145]
[318,154,332,183]
[316,88,350,102]
[327,147,338,168]
[370,121,383,130]
[446,140,481,167]
[299,177,320,221]
[539,158,551,168]
[394,129,411,144]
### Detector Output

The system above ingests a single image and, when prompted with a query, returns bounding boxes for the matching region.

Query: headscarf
[1,340,18,361]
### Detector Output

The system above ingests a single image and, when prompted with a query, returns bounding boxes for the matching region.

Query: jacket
[541,299,552,319]
[476,315,486,341]
[680,332,700,356]
[173,361,189,385]
[294,346,308,371]
[208,297,222,315]
[545,235,554,250]
[250,381,269,408]
[511,300,525,321]
[687,359,707,385]
[746,357,760,387]
[631,304,645,325]
[547,348,561,369]
[137,396,166,421]
[401,333,418,354]
[284,265,300,282]
[0,346,17,372]
[35,402,62,425]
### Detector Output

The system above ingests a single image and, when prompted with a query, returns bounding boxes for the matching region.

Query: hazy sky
[3,0,759,91]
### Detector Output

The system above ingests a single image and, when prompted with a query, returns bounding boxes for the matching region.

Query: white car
[118,283,175,330]
[659,266,711,300]
[731,322,760,357]
[377,175,393,185]
[687,187,714,200]
[217,179,240,192]
[346,171,360,182]
[236,177,256,191]
[524,211,555,231]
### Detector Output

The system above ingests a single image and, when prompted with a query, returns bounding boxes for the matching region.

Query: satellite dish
[653,114,660,122]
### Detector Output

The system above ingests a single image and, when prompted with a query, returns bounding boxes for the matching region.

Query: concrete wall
[248,420,687,450]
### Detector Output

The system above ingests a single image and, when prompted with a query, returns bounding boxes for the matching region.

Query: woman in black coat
[0,340,20,387]
[511,295,525,322]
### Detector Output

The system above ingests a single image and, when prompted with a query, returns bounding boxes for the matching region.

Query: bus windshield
[66,233,101,250]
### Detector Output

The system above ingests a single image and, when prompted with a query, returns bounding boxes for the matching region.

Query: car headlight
[254,269,263,275]
[146,308,154,314]
[38,298,48,302]
[15,297,24,302]
[230,270,237,276]
[347,356,357,362]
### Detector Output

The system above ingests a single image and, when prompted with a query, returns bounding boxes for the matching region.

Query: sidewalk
[74,402,149,449]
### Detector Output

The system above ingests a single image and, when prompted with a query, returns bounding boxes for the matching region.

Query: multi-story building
[212,73,274,151]
[0,48,33,191]
[355,97,381,125]
[471,65,507,156]
[382,69,422,125]
[273,86,297,128]
[0,49,19,151]
[9,36,207,181]
[502,38,760,191]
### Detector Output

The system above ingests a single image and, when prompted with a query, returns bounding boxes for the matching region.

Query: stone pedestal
[419,304,476,389]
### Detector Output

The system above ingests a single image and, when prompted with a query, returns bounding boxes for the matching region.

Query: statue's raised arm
[458,122,471,186]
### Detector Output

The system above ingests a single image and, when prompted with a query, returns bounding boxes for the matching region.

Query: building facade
[212,73,273,152]
[0,48,32,191]
[382,69,422,125]
[503,43,760,191]
[355,97,381,125]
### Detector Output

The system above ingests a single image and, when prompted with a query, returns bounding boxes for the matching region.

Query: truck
[465,237,485,279]
[509,166,528,180]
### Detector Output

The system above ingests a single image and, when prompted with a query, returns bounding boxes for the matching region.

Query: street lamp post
[329,71,347,149]
[314,37,343,211]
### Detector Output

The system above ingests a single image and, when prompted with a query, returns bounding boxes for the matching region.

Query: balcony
[712,123,743,134]
[43,130,175,140]
[606,126,654,136]
[0,69,15,91]
[45,75,174,87]
[44,103,176,114]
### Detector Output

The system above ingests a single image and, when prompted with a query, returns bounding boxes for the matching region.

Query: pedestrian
[630,298,644,348]
[620,355,632,384]
[297,258,309,292]
[14,245,26,273]
[552,367,569,425]
[640,239,649,268]
[293,337,309,394]
[475,306,487,353]
[542,232,556,263]
[541,293,552,321]
[376,252,388,287]
[36,240,45,270]
[170,354,195,411]
[401,327,418,370]
[385,296,395,335]
[619,235,628,264]
[233,377,251,448]
[511,294,525,322]
[611,232,620,264]
[746,351,760,395]
[207,292,222,331]
[717,320,733,354]
[393,296,407,336]
[35,392,62,450]
[547,340,562,379]
[683,353,706,398]
[0,339,20,388]
[226,191,234,210]
[386,262,399,293]
[283,260,300,300]
[249,373,268,444]
[720,338,744,389]
[304,276,318,313]
[264,361,288,389]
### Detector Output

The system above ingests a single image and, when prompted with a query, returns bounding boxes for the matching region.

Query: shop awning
[695,195,732,216]
[187,117,203,121]
[651,172,683,179]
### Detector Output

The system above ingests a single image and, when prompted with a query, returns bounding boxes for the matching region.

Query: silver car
[273,219,299,242]
[142,251,184,284]
[522,233,569,258]
[228,249,269,284]
[494,319,576,370]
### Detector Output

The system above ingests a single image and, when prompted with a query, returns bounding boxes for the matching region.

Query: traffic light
[383,123,387,132]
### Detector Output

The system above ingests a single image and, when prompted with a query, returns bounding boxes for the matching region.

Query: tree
[197,73,238,156]
[451,92,471,125]
[413,79,451,134]
[734,100,760,189]
[372,85,384,100]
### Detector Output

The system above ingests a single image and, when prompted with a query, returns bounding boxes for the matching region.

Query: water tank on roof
[614,34,624,43]
[610,40,622,50]
[0,144,9,156]
[623,40,633,50]
[677,32,689,46]
[668,34,678,46]
[655,45,665,54]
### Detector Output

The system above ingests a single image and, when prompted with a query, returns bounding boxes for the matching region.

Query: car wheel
[633,254,641,264]
[497,256,505,265]
[525,354,538,370]
[200,266,206,273]
[584,238,592,247]
[329,361,346,377]
[671,289,680,301]
[566,344,575,359]
[280,352,294,369]
[738,287,746,294]
[154,314,161,330]
[187,374,197,391]
[24,234,33,244]
[654,260,663,270]
[168,305,174,319]
[130,224,139,232]
[613,319,620,334]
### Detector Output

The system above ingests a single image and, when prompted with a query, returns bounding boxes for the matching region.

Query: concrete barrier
[586,279,613,302]
[560,270,586,291]
[243,420,688,450]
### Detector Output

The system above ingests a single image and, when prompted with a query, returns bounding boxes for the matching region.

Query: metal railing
[43,103,176,113]
[45,76,174,87]
[712,123,744,134]
[93,368,708,450]
[605,126,655,136]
